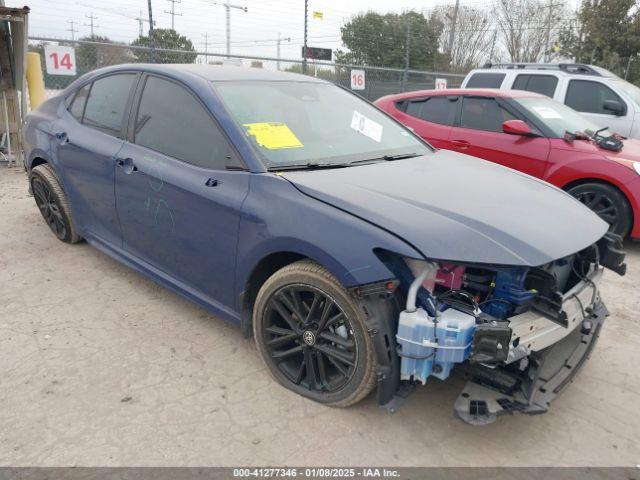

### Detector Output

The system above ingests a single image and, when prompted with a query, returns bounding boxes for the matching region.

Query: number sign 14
[44,45,77,76]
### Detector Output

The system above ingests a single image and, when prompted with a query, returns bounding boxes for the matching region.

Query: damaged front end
[374,232,626,425]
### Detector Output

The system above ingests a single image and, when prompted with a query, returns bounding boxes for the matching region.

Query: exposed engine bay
[374,232,626,425]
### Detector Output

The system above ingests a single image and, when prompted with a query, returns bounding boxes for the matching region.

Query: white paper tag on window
[531,106,562,119]
[351,110,383,143]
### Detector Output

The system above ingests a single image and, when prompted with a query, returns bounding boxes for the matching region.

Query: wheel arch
[239,251,309,338]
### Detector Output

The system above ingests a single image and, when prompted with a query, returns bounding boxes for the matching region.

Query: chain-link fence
[29,36,465,103]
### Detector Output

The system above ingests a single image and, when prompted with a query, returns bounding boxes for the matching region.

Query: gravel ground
[1,166,639,467]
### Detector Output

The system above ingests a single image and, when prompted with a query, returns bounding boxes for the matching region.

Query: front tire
[568,182,632,237]
[253,260,377,407]
[29,164,82,244]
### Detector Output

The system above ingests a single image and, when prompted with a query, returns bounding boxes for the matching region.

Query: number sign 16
[351,69,365,91]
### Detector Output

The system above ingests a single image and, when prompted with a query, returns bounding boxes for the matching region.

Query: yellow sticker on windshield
[243,122,303,150]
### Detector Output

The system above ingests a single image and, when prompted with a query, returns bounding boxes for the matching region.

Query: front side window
[405,97,456,126]
[69,84,90,122]
[213,81,430,168]
[134,76,231,169]
[83,74,136,135]
[466,73,506,88]
[512,74,558,98]
[565,80,626,115]
[460,97,516,132]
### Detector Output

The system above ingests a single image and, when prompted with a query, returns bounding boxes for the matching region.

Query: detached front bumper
[454,300,608,425]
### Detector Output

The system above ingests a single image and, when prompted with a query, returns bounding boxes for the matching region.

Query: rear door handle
[115,157,137,174]
[450,139,470,149]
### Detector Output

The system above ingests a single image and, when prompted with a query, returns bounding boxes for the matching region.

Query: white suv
[461,63,640,139]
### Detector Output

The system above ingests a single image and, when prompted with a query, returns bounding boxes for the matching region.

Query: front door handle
[115,157,137,174]
[451,139,470,149]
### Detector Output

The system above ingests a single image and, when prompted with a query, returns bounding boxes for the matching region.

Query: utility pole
[276,32,291,71]
[147,0,155,62]
[133,10,154,37]
[489,29,497,64]
[164,0,182,30]
[544,1,562,62]
[147,0,155,36]
[203,32,209,64]
[205,2,248,57]
[67,19,78,41]
[447,0,460,56]
[84,13,99,38]
[302,0,308,73]
[402,18,411,91]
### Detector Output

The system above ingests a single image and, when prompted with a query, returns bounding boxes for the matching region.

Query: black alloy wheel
[32,175,67,240]
[29,164,82,244]
[263,284,357,392]
[568,182,632,237]
[253,260,377,407]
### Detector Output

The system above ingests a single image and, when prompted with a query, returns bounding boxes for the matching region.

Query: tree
[76,36,134,72]
[131,29,197,64]
[558,0,640,80]
[496,0,564,62]
[436,4,493,72]
[334,10,446,70]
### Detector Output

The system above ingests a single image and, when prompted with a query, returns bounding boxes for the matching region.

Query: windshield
[514,96,610,138]
[611,78,640,106]
[213,81,431,168]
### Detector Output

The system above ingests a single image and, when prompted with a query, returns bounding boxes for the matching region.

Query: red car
[375,88,640,239]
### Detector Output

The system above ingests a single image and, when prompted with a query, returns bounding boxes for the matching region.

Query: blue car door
[53,73,139,247]
[114,74,250,315]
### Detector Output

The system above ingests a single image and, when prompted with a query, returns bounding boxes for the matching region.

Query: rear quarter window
[466,73,506,88]
[405,96,456,125]
[512,74,558,97]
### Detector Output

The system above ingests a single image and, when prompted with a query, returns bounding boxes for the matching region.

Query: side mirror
[502,119,534,136]
[603,100,625,116]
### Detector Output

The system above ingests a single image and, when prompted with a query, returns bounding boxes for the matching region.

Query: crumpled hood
[282,151,608,266]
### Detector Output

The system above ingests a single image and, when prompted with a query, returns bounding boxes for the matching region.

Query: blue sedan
[23,65,625,423]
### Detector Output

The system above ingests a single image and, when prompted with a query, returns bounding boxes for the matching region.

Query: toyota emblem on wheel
[302,330,316,346]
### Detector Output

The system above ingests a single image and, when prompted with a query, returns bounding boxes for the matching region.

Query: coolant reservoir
[397,308,476,384]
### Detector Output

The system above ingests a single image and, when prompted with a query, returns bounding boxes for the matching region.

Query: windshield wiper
[268,162,352,171]
[382,152,420,161]
[349,153,420,165]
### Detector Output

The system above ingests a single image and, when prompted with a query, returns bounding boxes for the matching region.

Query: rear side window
[68,84,90,122]
[512,74,558,97]
[460,97,517,132]
[565,80,626,115]
[83,74,136,136]
[134,76,231,170]
[466,73,506,88]
[405,96,456,125]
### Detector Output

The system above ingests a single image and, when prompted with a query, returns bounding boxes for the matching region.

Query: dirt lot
[1,166,639,467]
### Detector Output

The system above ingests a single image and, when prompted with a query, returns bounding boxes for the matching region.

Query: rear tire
[29,164,82,244]
[567,182,632,237]
[253,260,377,407]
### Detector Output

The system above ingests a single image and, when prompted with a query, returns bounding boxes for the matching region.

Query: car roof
[93,63,327,83]
[377,88,546,102]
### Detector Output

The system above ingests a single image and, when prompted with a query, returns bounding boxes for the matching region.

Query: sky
[9,0,580,64]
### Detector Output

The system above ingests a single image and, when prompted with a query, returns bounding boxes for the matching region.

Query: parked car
[23,65,625,424]
[461,63,640,139]
[375,88,640,239]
